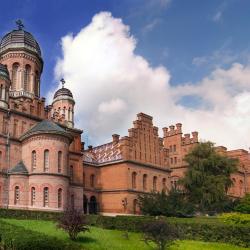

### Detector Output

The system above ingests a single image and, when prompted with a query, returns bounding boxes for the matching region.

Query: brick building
[0,24,249,215]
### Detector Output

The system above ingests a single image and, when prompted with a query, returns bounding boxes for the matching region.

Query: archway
[89,196,97,214]
[83,195,88,214]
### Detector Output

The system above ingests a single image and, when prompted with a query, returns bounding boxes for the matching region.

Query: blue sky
[1,0,250,94]
[1,0,250,149]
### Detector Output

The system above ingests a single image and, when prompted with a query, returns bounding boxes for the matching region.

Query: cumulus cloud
[50,12,250,150]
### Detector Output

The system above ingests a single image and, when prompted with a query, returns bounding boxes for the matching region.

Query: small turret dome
[54,87,73,99]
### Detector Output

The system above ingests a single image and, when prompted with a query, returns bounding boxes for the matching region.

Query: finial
[16,19,24,30]
[60,78,65,88]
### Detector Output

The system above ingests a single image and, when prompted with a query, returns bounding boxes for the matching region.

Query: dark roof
[28,120,65,133]
[54,87,73,99]
[0,29,41,57]
[20,120,72,141]
[0,63,10,81]
[9,161,28,175]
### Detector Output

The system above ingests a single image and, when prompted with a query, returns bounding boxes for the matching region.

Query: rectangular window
[44,150,49,172]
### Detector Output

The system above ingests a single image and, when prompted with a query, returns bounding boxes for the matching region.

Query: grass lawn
[2,218,249,250]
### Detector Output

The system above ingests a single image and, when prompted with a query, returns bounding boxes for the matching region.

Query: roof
[0,63,10,81]
[83,142,123,164]
[20,120,72,141]
[0,29,42,57]
[8,161,28,175]
[54,87,73,99]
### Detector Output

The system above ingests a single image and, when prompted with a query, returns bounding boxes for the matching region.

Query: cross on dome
[60,78,65,88]
[16,19,24,30]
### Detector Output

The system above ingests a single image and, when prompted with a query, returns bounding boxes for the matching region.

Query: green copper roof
[20,120,72,141]
[28,120,65,133]
[9,161,28,175]
[0,63,10,81]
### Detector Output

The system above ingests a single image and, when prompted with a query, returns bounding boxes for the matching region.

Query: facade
[0,24,249,215]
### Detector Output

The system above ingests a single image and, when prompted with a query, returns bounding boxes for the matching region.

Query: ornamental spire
[16,19,24,30]
[60,78,65,88]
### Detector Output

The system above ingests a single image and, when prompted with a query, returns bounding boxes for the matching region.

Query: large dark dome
[0,63,10,81]
[54,87,73,99]
[0,29,41,57]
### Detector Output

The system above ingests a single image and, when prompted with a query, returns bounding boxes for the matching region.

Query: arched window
[70,165,73,181]
[31,187,35,206]
[90,174,95,188]
[83,173,85,187]
[43,187,49,207]
[44,150,49,172]
[31,150,36,171]
[58,151,62,173]
[239,180,244,196]
[14,186,20,205]
[0,84,2,100]
[133,199,139,214]
[34,71,39,96]
[68,108,71,121]
[143,174,147,191]
[71,194,74,209]
[0,151,2,167]
[132,172,137,189]
[153,176,157,191]
[24,65,31,91]
[162,178,167,191]
[12,63,19,90]
[58,188,62,208]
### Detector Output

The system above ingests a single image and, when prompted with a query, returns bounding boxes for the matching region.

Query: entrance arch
[89,196,97,214]
[83,195,88,214]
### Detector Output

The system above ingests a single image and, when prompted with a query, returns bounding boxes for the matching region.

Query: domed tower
[52,79,75,128]
[0,20,43,99]
[0,63,10,108]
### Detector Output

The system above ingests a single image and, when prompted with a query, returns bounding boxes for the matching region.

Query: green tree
[235,194,250,214]
[138,189,194,217]
[180,142,238,213]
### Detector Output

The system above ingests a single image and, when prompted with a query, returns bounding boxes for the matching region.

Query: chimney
[176,123,182,134]
[191,131,198,143]
[162,127,168,137]
[112,134,120,143]
[88,145,93,151]
[81,142,85,151]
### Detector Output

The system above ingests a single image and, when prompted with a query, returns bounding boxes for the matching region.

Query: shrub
[93,215,250,247]
[0,208,60,221]
[219,213,250,225]
[57,208,89,240]
[141,220,180,250]
[235,194,250,214]
[0,220,79,250]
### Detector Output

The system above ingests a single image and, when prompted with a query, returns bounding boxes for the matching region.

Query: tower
[0,64,10,108]
[52,79,75,128]
[0,20,43,99]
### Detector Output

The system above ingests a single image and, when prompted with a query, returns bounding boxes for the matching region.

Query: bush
[142,220,180,250]
[235,194,250,214]
[219,213,250,225]
[0,220,80,250]
[93,215,250,247]
[57,208,89,240]
[0,208,60,221]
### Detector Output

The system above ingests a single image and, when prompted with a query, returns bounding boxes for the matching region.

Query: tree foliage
[180,142,238,213]
[57,208,89,240]
[138,189,194,217]
[235,194,250,214]
[141,220,180,250]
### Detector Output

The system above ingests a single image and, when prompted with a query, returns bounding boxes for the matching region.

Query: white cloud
[50,12,250,150]
[213,11,222,22]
